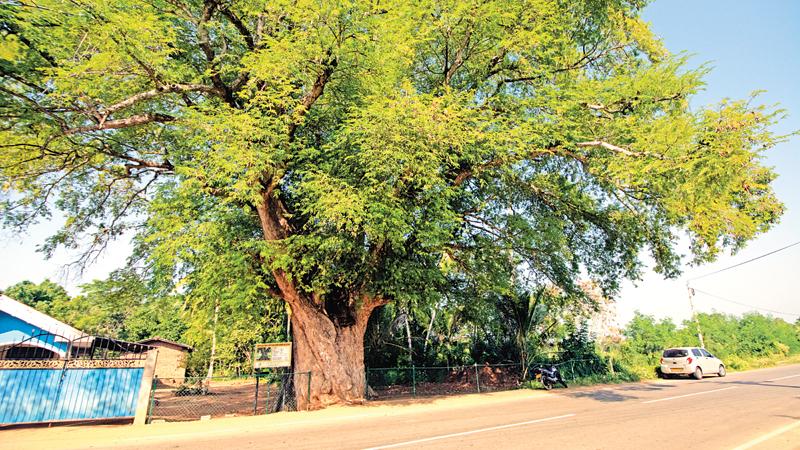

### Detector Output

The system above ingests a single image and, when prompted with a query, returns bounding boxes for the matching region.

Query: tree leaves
[0,0,788,328]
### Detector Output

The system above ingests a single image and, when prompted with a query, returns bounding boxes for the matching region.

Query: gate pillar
[134,349,159,425]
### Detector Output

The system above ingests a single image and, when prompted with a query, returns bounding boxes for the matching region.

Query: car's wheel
[718,365,726,377]
[693,367,703,380]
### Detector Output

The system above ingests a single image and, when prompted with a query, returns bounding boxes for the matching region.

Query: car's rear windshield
[663,349,688,358]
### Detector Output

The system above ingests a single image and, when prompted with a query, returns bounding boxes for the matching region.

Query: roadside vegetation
[616,311,800,379]
[4,278,798,386]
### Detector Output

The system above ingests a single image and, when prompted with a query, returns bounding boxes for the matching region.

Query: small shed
[137,337,193,384]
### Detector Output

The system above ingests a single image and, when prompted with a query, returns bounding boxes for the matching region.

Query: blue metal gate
[0,332,153,425]
[0,367,144,424]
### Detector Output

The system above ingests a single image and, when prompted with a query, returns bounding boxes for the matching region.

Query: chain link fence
[367,363,524,399]
[367,359,610,400]
[147,372,310,422]
[541,358,608,380]
[146,359,609,421]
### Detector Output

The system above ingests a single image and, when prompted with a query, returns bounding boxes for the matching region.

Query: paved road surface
[3,363,799,449]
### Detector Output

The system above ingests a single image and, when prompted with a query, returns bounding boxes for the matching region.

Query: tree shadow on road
[560,383,677,403]
[721,380,800,390]
[563,389,638,402]
[774,415,800,420]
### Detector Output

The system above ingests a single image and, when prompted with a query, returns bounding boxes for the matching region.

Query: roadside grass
[519,372,639,390]
[521,354,800,391]
[567,372,640,386]
[722,353,800,371]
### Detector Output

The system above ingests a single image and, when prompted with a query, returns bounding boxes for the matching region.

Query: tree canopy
[3,278,69,310]
[0,0,788,407]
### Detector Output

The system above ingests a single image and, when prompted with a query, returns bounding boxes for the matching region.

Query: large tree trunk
[288,293,382,410]
[255,185,386,409]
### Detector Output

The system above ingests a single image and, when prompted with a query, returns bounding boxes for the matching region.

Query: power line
[692,288,800,319]
[689,240,800,282]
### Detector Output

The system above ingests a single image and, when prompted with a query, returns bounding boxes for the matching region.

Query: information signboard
[253,342,292,369]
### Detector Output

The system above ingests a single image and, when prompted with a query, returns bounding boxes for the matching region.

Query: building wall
[152,345,188,383]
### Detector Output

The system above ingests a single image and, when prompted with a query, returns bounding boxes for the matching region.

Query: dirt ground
[150,366,522,422]
[150,379,294,421]
[0,387,554,450]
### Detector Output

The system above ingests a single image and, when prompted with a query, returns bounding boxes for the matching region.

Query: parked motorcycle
[532,365,568,390]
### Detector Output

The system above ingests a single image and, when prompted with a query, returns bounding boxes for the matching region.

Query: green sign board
[254,342,292,369]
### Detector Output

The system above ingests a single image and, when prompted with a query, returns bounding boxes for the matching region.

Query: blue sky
[614,0,800,325]
[1,0,798,326]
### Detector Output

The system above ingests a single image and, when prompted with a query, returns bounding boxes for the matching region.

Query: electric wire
[685,240,800,320]
[689,240,800,282]
[692,288,800,318]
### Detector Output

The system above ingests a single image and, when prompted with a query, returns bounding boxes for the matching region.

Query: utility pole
[686,283,705,348]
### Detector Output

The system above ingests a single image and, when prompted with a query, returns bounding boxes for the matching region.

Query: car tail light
[686,357,693,364]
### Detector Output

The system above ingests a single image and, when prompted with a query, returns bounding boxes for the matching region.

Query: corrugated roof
[0,294,86,344]
[138,336,193,351]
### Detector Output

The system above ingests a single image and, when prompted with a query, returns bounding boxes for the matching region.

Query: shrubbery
[611,311,800,378]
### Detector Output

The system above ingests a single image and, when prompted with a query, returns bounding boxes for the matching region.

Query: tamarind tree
[0,0,786,408]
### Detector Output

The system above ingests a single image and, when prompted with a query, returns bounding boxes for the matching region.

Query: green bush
[614,311,800,377]
[174,381,209,396]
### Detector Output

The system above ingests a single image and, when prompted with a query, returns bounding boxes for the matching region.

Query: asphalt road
[4,363,799,449]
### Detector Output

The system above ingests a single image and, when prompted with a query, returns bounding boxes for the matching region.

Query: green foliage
[0,1,793,396]
[174,381,208,397]
[3,272,188,340]
[4,279,69,311]
[558,325,607,377]
[615,311,800,377]
[1,0,788,307]
[623,312,680,356]
[123,296,187,342]
[697,312,800,360]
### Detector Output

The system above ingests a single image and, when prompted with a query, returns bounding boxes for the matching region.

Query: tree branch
[501,44,626,85]
[453,157,507,186]
[5,21,58,67]
[64,113,175,135]
[575,140,639,156]
[101,83,223,118]
[444,25,472,86]
[197,0,233,104]
[216,4,255,50]
[584,92,685,115]
[287,53,337,140]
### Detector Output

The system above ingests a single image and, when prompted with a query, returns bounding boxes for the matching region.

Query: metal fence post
[306,371,311,411]
[253,376,260,415]
[265,379,271,415]
[146,376,158,424]
[412,366,417,397]
[474,363,481,393]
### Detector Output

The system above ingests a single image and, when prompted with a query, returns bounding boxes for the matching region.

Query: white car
[659,347,726,379]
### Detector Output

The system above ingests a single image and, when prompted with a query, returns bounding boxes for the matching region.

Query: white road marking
[362,413,576,449]
[641,386,736,404]
[730,419,800,450]
[765,373,800,382]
